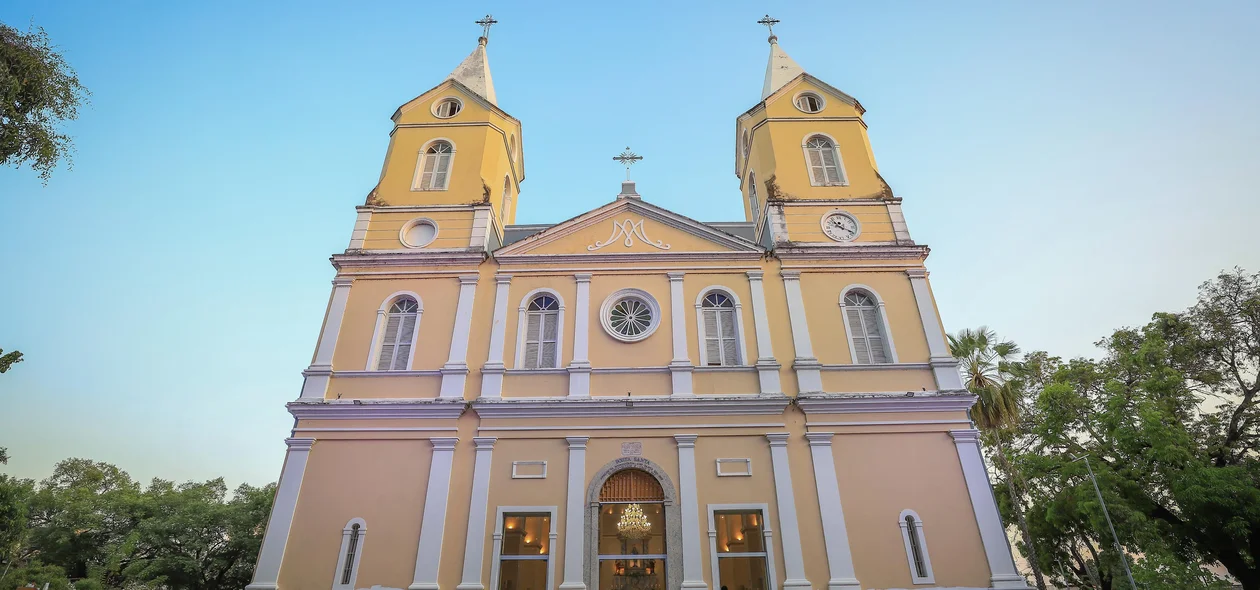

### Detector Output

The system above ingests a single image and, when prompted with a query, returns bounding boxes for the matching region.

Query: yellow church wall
[828,431,992,589]
[762,80,864,120]
[765,120,882,200]
[379,125,490,205]
[587,275,673,368]
[682,273,759,368]
[438,424,482,590]
[779,203,897,243]
[327,374,442,399]
[591,372,672,397]
[692,370,761,394]
[331,277,461,374]
[798,272,931,365]
[502,275,578,370]
[527,214,738,255]
[481,438,571,584]
[278,439,432,590]
[361,209,476,250]
[502,372,569,397]
[693,435,782,588]
[819,368,936,393]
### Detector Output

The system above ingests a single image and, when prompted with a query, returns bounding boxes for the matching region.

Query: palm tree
[950,327,1047,590]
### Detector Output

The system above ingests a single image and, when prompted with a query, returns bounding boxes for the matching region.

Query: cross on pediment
[613,147,643,181]
[476,14,498,40]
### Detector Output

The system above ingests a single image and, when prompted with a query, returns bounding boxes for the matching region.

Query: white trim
[781,271,822,393]
[801,132,849,187]
[820,209,861,243]
[559,438,588,590]
[838,284,900,364]
[694,286,750,367]
[898,509,935,585]
[245,438,314,590]
[514,288,566,370]
[511,460,548,479]
[431,96,465,119]
[411,138,457,191]
[332,517,367,590]
[301,277,354,399]
[706,503,777,590]
[569,274,592,397]
[472,396,791,418]
[668,272,694,396]
[409,437,459,590]
[440,275,479,398]
[792,90,826,114]
[489,506,558,590]
[481,274,513,399]
[400,217,440,248]
[765,434,810,590]
[365,291,424,371]
[599,287,662,343]
[675,435,706,590]
[479,422,785,432]
[347,209,371,249]
[804,419,972,428]
[795,393,976,414]
[906,269,967,391]
[804,433,862,590]
[950,430,1030,589]
[457,438,497,590]
[746,271,782,394]
[715,458,752,477]
[288,399,466,420]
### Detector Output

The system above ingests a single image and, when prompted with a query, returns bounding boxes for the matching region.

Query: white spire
[448,36,497,105]
[761,35,804,100]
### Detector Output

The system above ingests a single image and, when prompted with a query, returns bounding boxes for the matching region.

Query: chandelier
[616,503,652,540]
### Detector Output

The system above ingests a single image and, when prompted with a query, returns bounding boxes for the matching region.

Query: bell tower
[736,17,910,248]
[367,16,524,250]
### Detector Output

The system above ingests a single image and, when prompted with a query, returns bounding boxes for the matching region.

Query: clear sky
[1,0,1257,489]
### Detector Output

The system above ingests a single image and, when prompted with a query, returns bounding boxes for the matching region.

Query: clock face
[822,212,860,242]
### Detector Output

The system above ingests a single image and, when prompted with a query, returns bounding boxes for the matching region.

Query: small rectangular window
[714,510,769,590]
[499,513,550,590]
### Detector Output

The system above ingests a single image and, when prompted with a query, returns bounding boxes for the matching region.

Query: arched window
[741,129,751,160]
[699,292,741,366]
[898,510,934,584]
[803,135,846,186]
[842,289,894,364]
[376,297,419,370]
[747,172,760,225]
[415,140,454,190]
[522,295,560,369]
[502,176,512,225]
[333,518,366,590]
[598,470,667,589]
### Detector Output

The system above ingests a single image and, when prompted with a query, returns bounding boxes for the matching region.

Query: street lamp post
[1073,455,1137,590]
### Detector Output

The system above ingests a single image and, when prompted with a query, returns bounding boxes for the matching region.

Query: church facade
[245,18,1029,590]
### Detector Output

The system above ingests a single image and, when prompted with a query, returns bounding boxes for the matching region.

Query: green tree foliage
[0,456,274,590]
[0,21,90,182]
[0,348,22,373]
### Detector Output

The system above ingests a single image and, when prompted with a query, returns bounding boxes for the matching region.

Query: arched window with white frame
[332,518,367,590]
[840,287,897,365]
[696,289,745,367]
[413,140,454,190]
[747,171,760,225]
[898,510,934,585]
[502,175,512,225]
[802,134,846,186]
[371,294,422,371]
[516,291,564,369]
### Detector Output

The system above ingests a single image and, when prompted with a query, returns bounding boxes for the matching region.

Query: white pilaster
[746,271,782,394]
[480,275,512,399]
[667,272,694,395]
[568,274,592,397]
[950,429,1030,589]
[409,437,459,590]
[300,277,354,399]
[470,207,492,250]
[559,437,589,590]
[347,208,371,249]
[765,434,810,590]
[245,438,315,590]
[804,433,862,590]
[886,201,913,245]
[675,435,707,590]
[780,271,823,393]
[906,269,965,390]
[457,438,497,590]
[441,275,479,398]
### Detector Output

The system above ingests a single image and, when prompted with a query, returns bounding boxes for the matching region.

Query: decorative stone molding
[472,395,791,419]
[584,457,682,590]
[287,400,466,420]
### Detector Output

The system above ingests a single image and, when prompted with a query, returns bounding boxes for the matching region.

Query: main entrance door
[597,469,667,590]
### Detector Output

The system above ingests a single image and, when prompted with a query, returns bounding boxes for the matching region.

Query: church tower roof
[447,17,498,105]
[760,29,804,99]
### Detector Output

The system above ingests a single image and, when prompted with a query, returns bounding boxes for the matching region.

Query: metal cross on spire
[613,147,643,181]
[757,14,781,41]
[476,14,498,40]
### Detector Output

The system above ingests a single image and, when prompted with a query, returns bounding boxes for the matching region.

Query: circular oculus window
[821,210,860,242]
[794,92,825,113]
[433,97,462,119]
[400,218,439,248]
[600,289,661,342]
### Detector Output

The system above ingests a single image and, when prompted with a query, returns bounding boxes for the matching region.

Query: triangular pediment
[391,79,517,124]
[494,199,762,259]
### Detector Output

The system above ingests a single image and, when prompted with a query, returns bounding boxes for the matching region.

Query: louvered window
[333,519,366,589]
[523,295,560,369]
[502,176,512,224]
[898,510,934,584]
[376,298,419,371]
[844,291,889,364]
[702,292,740,366]
[417,141,454,190]
[341,524,361,584]
[748,172,760,225]
[804,135,845,186]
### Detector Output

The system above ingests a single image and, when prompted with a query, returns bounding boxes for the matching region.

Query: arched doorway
[585,458,682,590]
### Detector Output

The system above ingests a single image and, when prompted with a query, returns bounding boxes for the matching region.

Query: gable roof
[391,78,518,124]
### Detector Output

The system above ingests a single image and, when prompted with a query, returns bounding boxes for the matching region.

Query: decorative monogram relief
[587,218,672,251]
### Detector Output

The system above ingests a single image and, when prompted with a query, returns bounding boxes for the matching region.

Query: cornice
[774,243,930,261]
[332,249,486,270]
[472,395,792,419]
[288,399,467,420]
[796,392,976,415]
[493,251,765,265]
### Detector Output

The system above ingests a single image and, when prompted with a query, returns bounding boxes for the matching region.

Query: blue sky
[1,0,1257,488]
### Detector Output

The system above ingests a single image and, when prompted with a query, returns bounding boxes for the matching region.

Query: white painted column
[409,437,459,590]
[804,433,862,590]
[780,271,823,393]
[480,275,512,399]
[746,271,782,394]
[441,275,480,398]
[765,433,810,590]
[667,271,694,395]
[906,269,965,390]
[559,437,589,590]
[300,277,353,399]
[245,437,314,590]
[457,437,497,590]
[568,274,592,397]
[347,208,371,249]
[675,435,707,590]
[950,429,1030,589]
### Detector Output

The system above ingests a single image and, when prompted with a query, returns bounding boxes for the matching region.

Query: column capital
[284,437,315,451]
[745,270,764,280]
[780,270,802,280]
[674,434,698,447]
[430,436,459,450]
[458,275,480,285]
[566,436,589,449]
[905,268,929,279]
[331,276,354,287]
[804,432,834,446]
[573,273,592,283]
[666,271,686,281]
[494,274,513,284]
[765,433,790,447]
[949,428,981,444]
[473,437,497,449]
